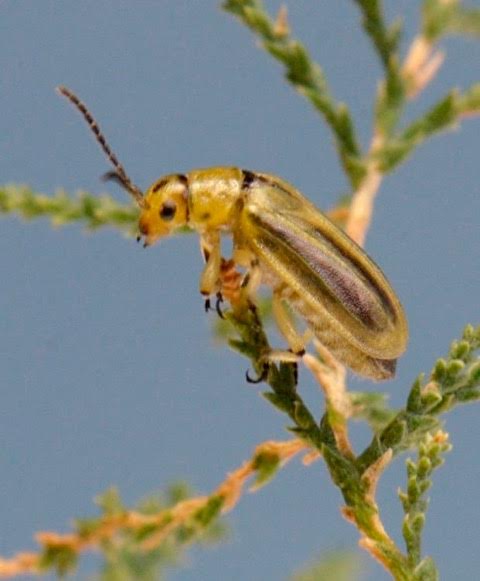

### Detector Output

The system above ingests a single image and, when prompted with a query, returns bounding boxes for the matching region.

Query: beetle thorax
[187,167,244,232]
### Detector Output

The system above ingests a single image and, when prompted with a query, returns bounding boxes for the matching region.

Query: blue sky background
[1,1,479,579]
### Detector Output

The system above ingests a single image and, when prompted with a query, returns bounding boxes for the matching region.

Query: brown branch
[345,29,445,247]
[345,132,385,246]
[0,438,310,578]
[303,349,353,458]
[402,36,445,99]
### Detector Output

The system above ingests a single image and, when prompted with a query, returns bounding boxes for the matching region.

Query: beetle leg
[216,258,242,305]
[241,259,262,300]
[265,349,303,362]
[199,232,222,309]
[272,290,306,355]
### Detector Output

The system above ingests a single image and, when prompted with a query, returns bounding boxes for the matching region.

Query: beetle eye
[159,201,177,221]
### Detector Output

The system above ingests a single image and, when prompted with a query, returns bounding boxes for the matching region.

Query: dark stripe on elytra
[375,357,397,377]
[308,221,397,321]
[242,169,279,190]
[251,212,389,330]
[242,170,300,207]
[241,170,256,189]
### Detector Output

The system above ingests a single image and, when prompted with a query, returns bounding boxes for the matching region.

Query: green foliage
[224,0,480,193]
[352,0,402,73]
[374,57,406,138]
[226,289,480,578]
[349,391,397,433]
[228,310,480,470]
[352,0,406,139]
[377,86,480,172]
[223,0,364,188]
[358,325,480,472]
[214,295,273,341]
[96,486,126,516]
[399,432,451,579]
[0,184,139,235]
[35,485,226,580]
[225,300,324,448]
[93,485,225,581]
[38,546,78,578]
[422,0,480,41]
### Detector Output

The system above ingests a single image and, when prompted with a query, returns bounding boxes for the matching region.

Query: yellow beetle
[58,86,408,381]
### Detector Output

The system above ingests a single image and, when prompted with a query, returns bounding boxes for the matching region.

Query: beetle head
[138,175,189,246]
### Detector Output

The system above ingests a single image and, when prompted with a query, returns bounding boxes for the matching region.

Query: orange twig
[0,438,310,578]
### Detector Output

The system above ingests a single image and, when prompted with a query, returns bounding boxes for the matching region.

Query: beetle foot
[215,292,225,319]
[245,363,269,384]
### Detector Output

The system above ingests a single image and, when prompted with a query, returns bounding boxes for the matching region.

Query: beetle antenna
[56,85,145,208]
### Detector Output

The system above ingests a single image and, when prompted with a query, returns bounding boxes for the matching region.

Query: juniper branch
[0,185,139,236]
[223,0,364,188]
[357,325,480,473]
[225,299,325,450]
[447,7,480,39]
[376,85,480,172]
[422,0,480,42]
[399,431,451,576]
[0,440,306,578]
[352,0,402,74]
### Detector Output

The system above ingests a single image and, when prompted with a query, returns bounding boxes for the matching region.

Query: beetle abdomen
[279,283,397,380]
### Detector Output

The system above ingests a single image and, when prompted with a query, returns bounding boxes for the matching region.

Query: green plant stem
[399,432,451,574]
[227,300,407,574]
[422,0,480,41]
[358,325,480,473]
[377,84,480,172]
[223,0,364,188]
[0,185,139,235]
[226,298,324,449]
[352,0,401,73]
[227,295,480,578]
